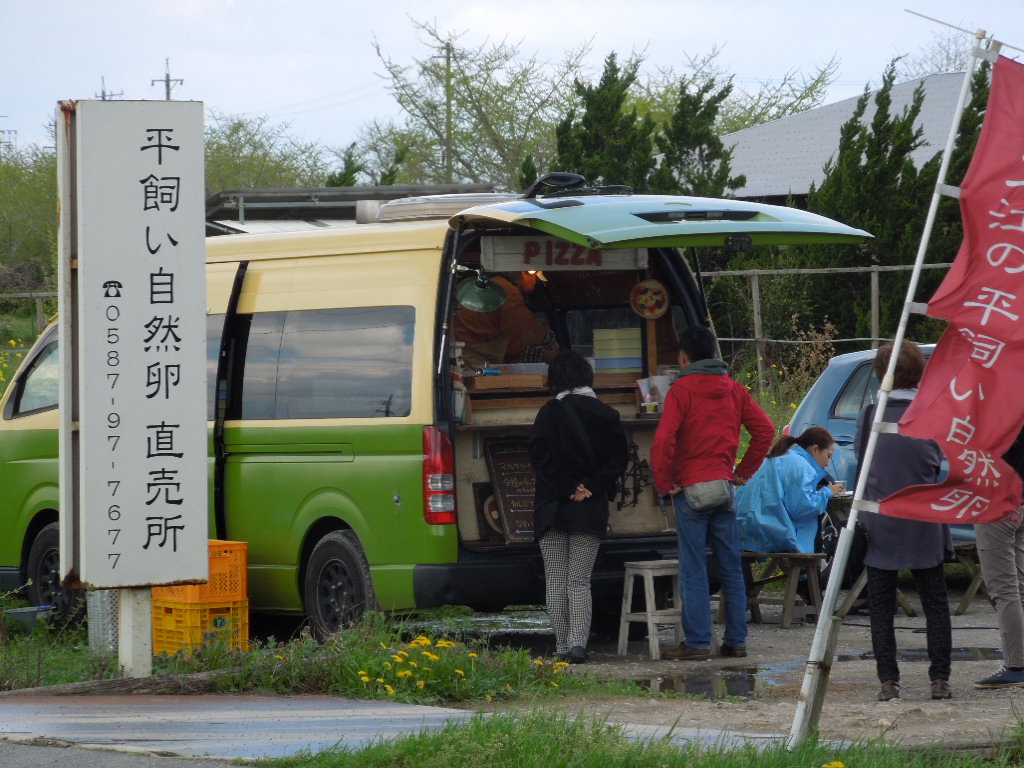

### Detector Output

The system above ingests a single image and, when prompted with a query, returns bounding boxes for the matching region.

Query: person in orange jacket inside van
[454,272,559,368]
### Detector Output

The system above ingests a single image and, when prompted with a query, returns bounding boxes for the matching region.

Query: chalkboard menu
[484,439,536,543]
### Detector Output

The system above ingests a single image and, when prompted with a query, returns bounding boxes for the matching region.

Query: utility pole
[444,41,453,183]
[95,77,124,101]
[0,116,15,158]
[151,58,183,100]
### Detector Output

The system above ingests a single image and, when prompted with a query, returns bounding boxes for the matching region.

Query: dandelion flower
[468,652,478,658]
[455,669,465,676]
[408,660,418,667]
[392,655,405,663]
[397,670,413,678]
[358,670,368,675]
[422,651,440,661]
[436,639,456,648]
[485,694,493,702]
[550,682,559,688]
[385,684,396,695]
[414,635,432,646]
[533,659,544,665]
[360,675,370,683]
[822,762,845,768]
[416,680,426,689]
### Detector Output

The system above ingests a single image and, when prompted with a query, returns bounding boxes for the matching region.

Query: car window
[832,362,879,420]
[13,341,59,416]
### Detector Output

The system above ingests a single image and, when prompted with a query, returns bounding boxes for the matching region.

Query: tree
[368,18,588,188]
[554,53,657,190]
[898,29,974,81]
[203,112,334,193]
[0,143,58,295]
[649,76,745,197]
[324,143,366,187]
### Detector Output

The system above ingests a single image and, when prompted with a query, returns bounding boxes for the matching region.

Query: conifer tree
[554,53,656,190]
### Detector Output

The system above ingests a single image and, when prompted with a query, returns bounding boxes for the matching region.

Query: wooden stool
[741,552,826,629]
[954,541,995,615]
[617,559,683,660]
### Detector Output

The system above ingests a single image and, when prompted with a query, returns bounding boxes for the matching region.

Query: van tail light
[423,426,457,525]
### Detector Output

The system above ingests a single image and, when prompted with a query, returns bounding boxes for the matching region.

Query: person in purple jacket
[855,340,952,702]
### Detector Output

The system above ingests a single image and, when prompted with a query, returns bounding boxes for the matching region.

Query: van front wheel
[27,522,84,621]
[303,530,377,640]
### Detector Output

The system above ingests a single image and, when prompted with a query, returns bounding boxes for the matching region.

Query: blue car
[786,346,973,581]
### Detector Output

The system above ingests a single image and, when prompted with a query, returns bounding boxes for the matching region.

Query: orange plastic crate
[151,540,248,603]
[152,598,250,656]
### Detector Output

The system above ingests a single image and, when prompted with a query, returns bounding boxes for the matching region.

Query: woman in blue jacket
[736,427,845,554]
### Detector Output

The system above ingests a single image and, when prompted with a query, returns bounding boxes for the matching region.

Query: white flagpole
[787,25,994,747]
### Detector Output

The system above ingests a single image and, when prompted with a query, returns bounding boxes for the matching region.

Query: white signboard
[481,235,646,272]
[61,101,207,588]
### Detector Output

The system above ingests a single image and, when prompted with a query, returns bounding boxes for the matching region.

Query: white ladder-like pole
[787,27,998,748]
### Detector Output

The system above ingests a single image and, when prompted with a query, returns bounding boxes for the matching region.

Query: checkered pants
[539,529,601,654]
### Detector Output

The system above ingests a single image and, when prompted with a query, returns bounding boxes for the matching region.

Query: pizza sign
[481,236,647,271]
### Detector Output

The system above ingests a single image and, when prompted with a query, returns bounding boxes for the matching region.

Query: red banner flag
[883,56,1024,525]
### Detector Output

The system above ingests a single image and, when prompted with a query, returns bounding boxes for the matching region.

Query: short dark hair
[679,325,718,362]
[874,340,926,390]
[547,350,594,393]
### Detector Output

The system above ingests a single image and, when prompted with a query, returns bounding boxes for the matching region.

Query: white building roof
[723,72,966,199]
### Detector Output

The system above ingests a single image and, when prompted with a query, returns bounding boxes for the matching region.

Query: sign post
[58,100,207,677]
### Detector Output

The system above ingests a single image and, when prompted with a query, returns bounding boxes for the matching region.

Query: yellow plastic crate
[151,540,248,603]
[152,598,250,656]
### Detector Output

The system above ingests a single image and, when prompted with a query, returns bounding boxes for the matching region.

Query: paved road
[0,694,476,763]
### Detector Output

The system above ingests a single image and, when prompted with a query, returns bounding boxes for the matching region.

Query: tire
[303,530,377,640]
[26,522,84,621]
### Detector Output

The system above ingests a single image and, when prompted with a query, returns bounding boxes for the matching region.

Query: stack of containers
[150,539,249,656]
[592,328,643,373]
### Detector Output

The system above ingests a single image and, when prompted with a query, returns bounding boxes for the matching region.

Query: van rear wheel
[303,530,377,640]
[26,522,84,621]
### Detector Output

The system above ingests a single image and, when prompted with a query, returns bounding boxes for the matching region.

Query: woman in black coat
[528,351,628,663]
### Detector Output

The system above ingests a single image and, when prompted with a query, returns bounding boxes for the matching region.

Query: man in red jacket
[652,325,774,660]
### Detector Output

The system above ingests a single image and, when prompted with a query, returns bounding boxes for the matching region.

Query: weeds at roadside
[246,710,1024,768]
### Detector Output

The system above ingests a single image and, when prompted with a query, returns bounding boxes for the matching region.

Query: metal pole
[444,42,453,184]
[788,27,991,748]
[751,274,765,391]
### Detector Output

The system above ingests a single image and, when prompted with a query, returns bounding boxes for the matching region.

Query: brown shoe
[662,643,710,661]
[878,680,900,701]
[930,679,952,700]
[720,644,747,658]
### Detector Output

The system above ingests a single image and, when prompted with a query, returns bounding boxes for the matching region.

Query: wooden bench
[953,541,995,615]
[739,552,826,629]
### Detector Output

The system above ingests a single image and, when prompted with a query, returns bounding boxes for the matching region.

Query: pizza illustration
[629,279,669,319]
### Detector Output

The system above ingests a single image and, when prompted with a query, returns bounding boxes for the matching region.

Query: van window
[12,341,59,416]
[237,307,415,420]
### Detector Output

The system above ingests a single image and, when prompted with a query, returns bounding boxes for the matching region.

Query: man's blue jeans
[674,492,748,649]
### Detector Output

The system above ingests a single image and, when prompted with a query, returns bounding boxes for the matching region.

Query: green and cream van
[0,179,869,637]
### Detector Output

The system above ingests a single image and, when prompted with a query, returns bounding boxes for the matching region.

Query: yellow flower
[414,635,432,646]
[385,684,396,695]
[790,403,797,410]
[416,680,426,689]
[822,762,845,768]
[358,670,368,675]
[407,660,418,667]
[273,654,284,660]
[392,655,405,663]
[397,670,413,678]
[533,659,544,666]
[485,694,493,702]
[397,650,409,657]
[436,640,456,648]
[384,662,392,670]
[506,684,513,692]
[550,682,559,688]
[468,652,478,658]
[376,678,385,683]
[553,661,569,669]
[422,651,440,661]
[455,669,465,676]
[360,675,370,683]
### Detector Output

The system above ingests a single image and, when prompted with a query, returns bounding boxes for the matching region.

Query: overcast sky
[2,1,1022,152]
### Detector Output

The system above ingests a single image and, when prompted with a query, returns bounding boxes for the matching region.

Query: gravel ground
[481,585,1024,749]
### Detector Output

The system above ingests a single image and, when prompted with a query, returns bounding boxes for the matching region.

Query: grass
[247,710,1024,768]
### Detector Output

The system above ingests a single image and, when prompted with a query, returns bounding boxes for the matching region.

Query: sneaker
[720,644,748,658]
[567,646,589,664]
[878,680,901,701]
[930,679,953,700]
[974,667,1024,689]
[662,643,711,661]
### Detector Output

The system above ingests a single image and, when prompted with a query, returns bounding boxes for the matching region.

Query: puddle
[836,646,1003,663]
[632,659,804,698]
